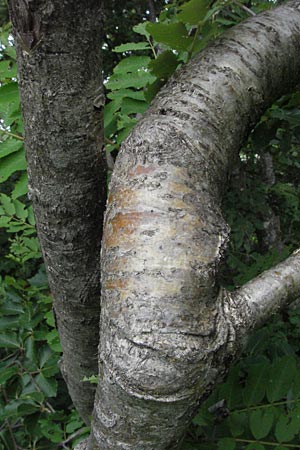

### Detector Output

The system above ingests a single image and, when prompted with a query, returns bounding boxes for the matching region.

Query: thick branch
[85,2,300,449]
[226,249,300,341]
[9,0,106,423]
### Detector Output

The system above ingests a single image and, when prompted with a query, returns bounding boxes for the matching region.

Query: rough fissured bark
[86,2,300,449]
[9,0,106,423]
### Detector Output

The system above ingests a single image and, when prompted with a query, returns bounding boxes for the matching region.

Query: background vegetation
[0,0,300,448]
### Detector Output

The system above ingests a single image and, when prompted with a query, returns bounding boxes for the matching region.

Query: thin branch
[59,427,90,447]
[232,0,256,16]
[0,129,24,140]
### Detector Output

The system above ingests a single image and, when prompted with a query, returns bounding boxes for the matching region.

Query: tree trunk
[8,0,106,424]
[85,2,300,449]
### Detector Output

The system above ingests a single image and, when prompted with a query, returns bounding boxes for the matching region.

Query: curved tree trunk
[9,0,106,423]
[85,2,300,449]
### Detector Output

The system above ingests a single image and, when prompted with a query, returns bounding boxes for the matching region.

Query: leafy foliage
[1,0,300,448]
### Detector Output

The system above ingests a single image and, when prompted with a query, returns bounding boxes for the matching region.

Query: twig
[0,129,24,141]
[59,427,90,447]
[232,0,256,16]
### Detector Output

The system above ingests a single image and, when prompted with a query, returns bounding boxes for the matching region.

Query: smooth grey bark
[8,0,106,423]
[81,2,300,449]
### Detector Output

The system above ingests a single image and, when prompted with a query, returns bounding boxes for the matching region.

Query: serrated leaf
[0,332,20,348]
[0,193,15,215]
[0,216,10,227]
[146,22,193,51]
[12,172,28,199]
[13,199,28,220]
[113,42,151,52]
[177,0,209,24]
[0,148,26,183]
[121,97,148,116]
[107,88,145,101]
[106,71,155,90]
[114,56,151,74]
[104,99,122,128]
[35,373,57,397]
[266,356,296,403]
[243,362,270,406]
[132,22,151,38]
[45,329,62,352]
[250,408,274,439]
[0,139,23,158]
[149,50,179,79]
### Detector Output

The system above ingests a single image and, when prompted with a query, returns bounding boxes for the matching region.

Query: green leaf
[83,374,98,384]
[217,438,235,450]
[0,60,17,79]
[0,216,10,227]
[12,172,28,199]
[113,42,151,52]
[45,329,62,352]
[35,373,57,397]
[104,99,122,128]
[106,71,156,90]
[121,97,148,116]
[0,82,20,123]
[114,56,151,74]
[132,22,151,38]
[0,332,20,348]
[0,139,23,158]
[27,206,35,225]
[0,193,15,215]
[40,418,64,443]
[218,365,243,409]
[275,410,300,442]
[249,408,274,439]
[0,148,26,183]
[243,362,270,406]
[13,199,28,220]
[0,366,18,385]
[149,50,179,79]
[228,411,246,437]
[266,356,297,403]
[144,78,165,103]
[107,88,145,101]
[146,22,193,51]
[0,316,20,331]
[177,0,209,24]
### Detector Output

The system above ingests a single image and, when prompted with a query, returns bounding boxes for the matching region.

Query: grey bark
[8,0,106,424]
[83,2,300,449]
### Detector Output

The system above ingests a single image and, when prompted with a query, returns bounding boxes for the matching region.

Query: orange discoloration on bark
[129,165,157,176]
[104,278,128,291]
[107,188,135,209]
[104,211,160,249]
